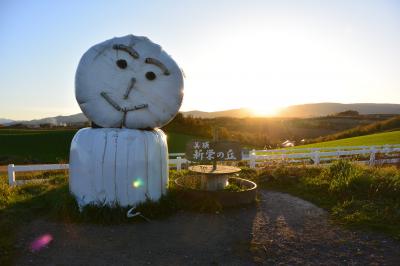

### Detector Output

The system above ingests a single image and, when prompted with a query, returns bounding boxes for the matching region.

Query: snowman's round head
[75,35,184,129]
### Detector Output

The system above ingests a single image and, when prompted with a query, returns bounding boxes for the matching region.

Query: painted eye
[116,59,127,69]
[145,71,156,81]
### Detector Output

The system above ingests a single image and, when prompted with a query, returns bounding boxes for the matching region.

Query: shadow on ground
[13,190,400,265]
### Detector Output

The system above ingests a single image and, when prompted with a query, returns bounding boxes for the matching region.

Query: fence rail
[6,144,400,185]
[8,163,69,186]
[246,144,400,168]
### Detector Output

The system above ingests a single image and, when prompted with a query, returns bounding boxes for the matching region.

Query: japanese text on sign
[186,140,241,162]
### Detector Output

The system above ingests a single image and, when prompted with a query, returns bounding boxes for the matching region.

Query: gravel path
[16,190,400,265]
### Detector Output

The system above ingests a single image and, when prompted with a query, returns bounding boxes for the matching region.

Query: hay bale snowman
[70,35,184,207]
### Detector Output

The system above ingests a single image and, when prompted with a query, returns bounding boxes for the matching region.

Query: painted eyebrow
[112,44,139,59]
[145,58,170,75]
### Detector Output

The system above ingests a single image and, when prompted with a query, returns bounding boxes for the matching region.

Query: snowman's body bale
[69,128,168,207]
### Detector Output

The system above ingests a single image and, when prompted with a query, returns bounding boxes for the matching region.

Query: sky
[0,0,399,120]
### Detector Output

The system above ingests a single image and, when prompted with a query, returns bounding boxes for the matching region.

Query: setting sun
[250,105,281,117]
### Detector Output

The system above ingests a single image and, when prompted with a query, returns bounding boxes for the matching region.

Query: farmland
[0,129,198,164]
[1,113,397,165]
[295,130,400,149]
[1,128,400,165]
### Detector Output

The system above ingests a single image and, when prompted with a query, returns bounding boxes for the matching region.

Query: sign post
[186,139,242,190]
[186,140,242,163]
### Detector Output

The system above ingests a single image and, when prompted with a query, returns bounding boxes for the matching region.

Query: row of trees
[163,113,278,148]
[163,113,317,148]
[163,112,400,148]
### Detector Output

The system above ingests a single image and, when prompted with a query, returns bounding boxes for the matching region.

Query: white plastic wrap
[69,128,168,207]
[75,35,184,129]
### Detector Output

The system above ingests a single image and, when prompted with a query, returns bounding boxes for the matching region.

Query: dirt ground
[15,190,400,265]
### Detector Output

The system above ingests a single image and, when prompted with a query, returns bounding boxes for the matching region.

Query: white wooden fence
[7,154,188,186]
[169,152,186,171]
[6,144,400,186]
[8,163,69,186]
[246,144,400,168]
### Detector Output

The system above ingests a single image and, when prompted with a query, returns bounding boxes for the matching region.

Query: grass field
[0,129,199,164]
[297,130,400,148]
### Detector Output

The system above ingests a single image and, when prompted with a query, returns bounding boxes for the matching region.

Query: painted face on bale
[75,35,184,129]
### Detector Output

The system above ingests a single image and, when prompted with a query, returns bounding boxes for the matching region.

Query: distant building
[282,140,295,147]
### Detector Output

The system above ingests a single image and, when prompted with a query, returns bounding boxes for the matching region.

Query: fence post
[176,157,182,171]
[369,147,376,166]
[250,149,256,169]
[313,151,320,165]
[8,164,16,186]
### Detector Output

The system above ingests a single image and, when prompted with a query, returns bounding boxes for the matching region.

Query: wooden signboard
[186,140,242,162]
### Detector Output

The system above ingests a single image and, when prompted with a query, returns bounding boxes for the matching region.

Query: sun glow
[180,18,381,114]
[250,105,281,117]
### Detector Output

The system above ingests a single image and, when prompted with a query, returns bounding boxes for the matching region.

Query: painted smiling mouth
[100,91,148,127]
[100,92,148,112]
[100,77,143,111]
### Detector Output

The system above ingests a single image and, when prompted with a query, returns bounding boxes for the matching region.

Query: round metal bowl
[174,176,257,207]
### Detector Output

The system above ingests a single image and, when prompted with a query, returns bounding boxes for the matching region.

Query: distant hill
[3,109,252,126]
[0,118,15,125]
[182,103,400,118]
[2,102,400,125]
[182,108,253,118]
[278,103,400,118]
[27,113,88,125]
[7,113,88,126]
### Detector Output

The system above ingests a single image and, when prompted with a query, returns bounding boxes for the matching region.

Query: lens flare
[29,233,53,252]
[132,178,143,188]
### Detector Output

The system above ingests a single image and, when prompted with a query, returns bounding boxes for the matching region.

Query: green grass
[296,130,400,148]
[0,129,199,164]
[0,129,76,164]
[309,115,400,144]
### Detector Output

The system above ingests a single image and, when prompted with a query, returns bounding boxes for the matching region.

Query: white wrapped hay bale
[75,34,184,129]
[69,128,168,207]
